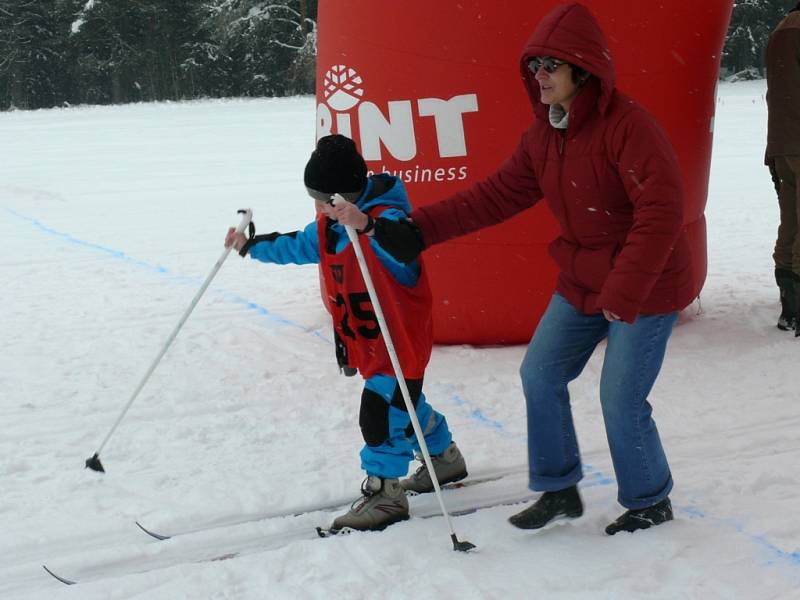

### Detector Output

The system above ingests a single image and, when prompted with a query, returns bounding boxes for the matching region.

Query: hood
[357,173,411,213]
[520,3,616,120]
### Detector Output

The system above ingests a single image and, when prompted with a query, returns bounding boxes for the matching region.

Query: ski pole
[85,209,253,473]
[332,195,475,552]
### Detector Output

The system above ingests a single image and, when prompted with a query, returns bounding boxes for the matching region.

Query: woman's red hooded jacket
[410,3,695,323]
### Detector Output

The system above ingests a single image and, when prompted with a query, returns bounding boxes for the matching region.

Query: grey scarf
[548,104,569,129]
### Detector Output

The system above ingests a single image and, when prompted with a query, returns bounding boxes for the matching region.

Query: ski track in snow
[1,83,799,598]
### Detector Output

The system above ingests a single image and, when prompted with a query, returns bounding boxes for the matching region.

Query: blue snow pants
[359,374,452,479]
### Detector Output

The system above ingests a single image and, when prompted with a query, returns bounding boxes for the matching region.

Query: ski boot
[330,476,409,532]
[400,442,468,494]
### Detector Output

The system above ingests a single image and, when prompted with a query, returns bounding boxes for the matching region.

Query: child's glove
[373,217,426,263]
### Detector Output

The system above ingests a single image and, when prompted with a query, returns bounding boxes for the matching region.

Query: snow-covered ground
[1,80,798,599]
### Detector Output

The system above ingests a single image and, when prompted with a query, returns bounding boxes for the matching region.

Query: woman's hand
[602,308,621,321]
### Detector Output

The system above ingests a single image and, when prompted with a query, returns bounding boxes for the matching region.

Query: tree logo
[316,62,477,179]
[323,65,364,112]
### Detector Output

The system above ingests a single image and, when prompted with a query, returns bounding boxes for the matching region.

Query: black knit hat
[303,134,368,194]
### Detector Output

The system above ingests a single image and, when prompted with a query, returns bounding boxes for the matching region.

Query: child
[225,134,467,531]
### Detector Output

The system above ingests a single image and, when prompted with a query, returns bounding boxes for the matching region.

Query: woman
[337,2,693,535]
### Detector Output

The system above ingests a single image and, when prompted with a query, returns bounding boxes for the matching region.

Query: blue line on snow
[4,207,331,343]
[436,384,799,574]
[10,207,800,573]
[444,385,513,434]
[8,206,533,440]
[679,504,800,568]
[434,383,613,486]
[756,538,800,567]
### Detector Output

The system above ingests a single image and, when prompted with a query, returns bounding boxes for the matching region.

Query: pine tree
[197,0,317,98]
[0,0,83,109]
[3,1,317,108]
[70,1,199,104]
[722,0,798,75]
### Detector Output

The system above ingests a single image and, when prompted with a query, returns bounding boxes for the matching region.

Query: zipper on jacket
[557,129,577,241]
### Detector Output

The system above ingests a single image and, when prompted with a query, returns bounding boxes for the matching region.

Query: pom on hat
[303,134,368,194]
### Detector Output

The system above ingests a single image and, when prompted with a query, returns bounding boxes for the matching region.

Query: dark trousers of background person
[774,155,800,276]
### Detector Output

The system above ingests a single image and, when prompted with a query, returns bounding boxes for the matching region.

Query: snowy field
[1,79,798,599]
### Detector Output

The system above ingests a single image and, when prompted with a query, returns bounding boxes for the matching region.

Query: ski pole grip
[234,208,253,234]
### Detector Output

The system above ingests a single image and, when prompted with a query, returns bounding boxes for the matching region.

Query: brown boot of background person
[775,268,797,331]
[794,273,800,336]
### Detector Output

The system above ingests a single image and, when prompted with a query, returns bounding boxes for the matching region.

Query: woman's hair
[570,65,590,85]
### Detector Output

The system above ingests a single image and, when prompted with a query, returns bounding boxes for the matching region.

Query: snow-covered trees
[195,0,317,98]
[722,0,797,76]
[0,1,82,109]
[3,1,796,110]
[0,0,317,109]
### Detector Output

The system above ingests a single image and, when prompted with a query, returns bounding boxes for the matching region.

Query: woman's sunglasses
[527,57,567,74]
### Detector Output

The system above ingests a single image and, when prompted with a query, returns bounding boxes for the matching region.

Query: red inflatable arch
[315,1,732,345]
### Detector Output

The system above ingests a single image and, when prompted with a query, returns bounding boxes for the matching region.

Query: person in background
[225,134,467,532]
[340,2,691,535]
[765,1,800,334]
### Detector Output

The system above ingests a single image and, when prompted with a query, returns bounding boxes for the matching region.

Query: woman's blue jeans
[520,293,678,509]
